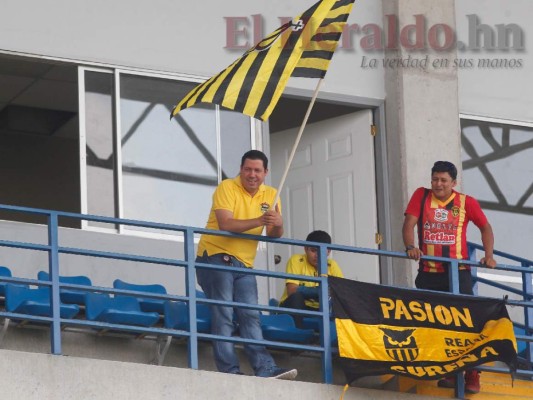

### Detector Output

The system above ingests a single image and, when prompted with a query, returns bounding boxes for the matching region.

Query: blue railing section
[469,242,533,369]
[0,203,531,388]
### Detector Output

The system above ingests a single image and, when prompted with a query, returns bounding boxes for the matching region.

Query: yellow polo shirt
[197,176,280,267]
[279,254,343,309]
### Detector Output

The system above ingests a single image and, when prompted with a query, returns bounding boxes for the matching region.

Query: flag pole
[271,78,324,210]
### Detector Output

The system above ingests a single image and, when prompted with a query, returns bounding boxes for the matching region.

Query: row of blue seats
[268,298,338,346]
[0,266,320,344]
[0,266,212,332]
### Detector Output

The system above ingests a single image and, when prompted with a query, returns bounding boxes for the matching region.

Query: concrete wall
[381,0,461,286]
[455,0,533,122]
[0,348,435,400]
[0,0,385,101]
[0,325,344,385]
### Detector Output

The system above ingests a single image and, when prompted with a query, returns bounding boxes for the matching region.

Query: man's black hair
[432,161,457,180]
[306,230,332,244]
[241,150,268,170]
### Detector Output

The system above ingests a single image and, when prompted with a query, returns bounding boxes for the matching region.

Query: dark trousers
[415,269,474,295]
[279,292,316,328]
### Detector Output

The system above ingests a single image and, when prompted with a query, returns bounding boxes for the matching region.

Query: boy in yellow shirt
[279,230,343,328]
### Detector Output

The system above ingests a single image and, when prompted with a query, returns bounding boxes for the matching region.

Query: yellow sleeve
[212,179,235,212]
[328,259,344,278]
[285,255,303,286]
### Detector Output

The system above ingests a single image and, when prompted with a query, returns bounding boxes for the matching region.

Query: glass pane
[461,119,533,263]
[220,108,251,180]
[119,74,218,232]
[85,71,115,228]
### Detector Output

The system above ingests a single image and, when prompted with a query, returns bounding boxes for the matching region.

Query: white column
[382,0,462,286]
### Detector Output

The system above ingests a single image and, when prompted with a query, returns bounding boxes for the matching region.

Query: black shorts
[415,269,474,295]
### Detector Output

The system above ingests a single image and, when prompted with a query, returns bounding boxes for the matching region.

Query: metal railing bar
[507,300,533,308]
[58,246,187,267]
[0,276,47,286]
[195,297,324,318]
[468,242,533,265]
[197,332,323,352]
[194,260,322,282]
[476,364,533,378]
[474,276,530,297]
[0,240,50,252]
[513,322,533,331]
[63,319,192,338]
[515,334,533,343]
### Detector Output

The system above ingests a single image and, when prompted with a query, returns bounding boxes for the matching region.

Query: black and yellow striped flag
[329,277,518,383]
[171,0,355,121]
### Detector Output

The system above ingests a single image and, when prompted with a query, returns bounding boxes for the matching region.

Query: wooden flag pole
[271,78,324,210]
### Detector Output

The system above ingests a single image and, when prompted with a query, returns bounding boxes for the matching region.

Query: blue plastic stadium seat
[0,266,12,296]
[260,313,315,344]
[38,271,92,306]
[113,279,167,313]
[268,299,338,345]
[164,291,211,333]
[85,292,160,327]
[5,284,79,319]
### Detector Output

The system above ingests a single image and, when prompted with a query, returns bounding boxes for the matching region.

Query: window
[461,118,533,260]
[0,54,255,232]
[82,69,253,232]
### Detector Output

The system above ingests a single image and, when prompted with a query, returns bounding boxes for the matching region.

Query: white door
[269,110,379,299]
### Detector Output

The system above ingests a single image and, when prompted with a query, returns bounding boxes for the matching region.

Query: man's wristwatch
[405,245,415,252]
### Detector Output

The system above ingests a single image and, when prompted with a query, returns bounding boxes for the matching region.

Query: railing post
[184,228,198,369]
[318,244,333,384]
[522,262,532,366]
[468,244,478,295]
[450,260,465,398]
[48,212,62,355]
[449,260,460,295]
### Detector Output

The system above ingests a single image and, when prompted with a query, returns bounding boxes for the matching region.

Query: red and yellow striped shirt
[405,187,488,272]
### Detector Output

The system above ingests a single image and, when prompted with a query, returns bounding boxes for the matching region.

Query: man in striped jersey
[402,160,496,393]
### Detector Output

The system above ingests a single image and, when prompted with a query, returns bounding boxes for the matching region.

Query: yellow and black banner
[171,0,355,121]
[329,276,518,383]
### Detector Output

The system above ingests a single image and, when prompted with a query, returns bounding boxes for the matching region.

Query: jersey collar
[431,190,457,208]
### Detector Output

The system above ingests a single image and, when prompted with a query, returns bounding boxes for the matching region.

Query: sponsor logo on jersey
[423,230,455,245]
[434,208,449,222]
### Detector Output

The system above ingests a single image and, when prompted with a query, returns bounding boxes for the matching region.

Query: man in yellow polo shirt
[196,150,297,380]
[279,230,343,328]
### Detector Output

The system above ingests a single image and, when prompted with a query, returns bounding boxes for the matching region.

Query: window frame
[78,66,258,238]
